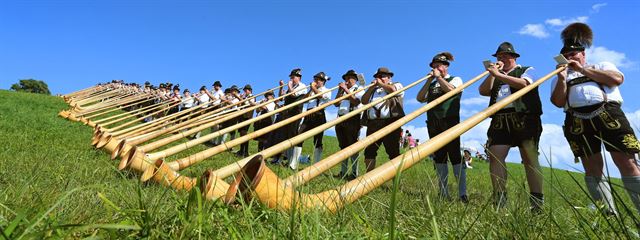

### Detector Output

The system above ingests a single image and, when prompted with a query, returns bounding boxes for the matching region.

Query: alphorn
[141,82,372,182]
[62,90,138,120]
[281,71,490,188]
[147,75,426,199]
[139,84,344,177]
[228,64,567,212]
[111,83,280,157]
[119,84,313,171]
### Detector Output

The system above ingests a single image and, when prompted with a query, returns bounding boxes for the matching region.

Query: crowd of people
[101,23,640,216]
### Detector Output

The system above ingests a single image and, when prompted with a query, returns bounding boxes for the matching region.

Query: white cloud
[586,46,638,70]
[460,108,479,118]
[591,3,607,13]
[517,24,549,38]
[461,96,489,106]
[544,16,589,28]
[625,109,640,131]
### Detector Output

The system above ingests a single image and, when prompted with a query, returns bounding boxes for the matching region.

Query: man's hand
[487,62,502,76]
[567,60,584,74]
[279,80,285,86]
[339,82,348,91]
[431,68,441,78]
[556,64,568,79]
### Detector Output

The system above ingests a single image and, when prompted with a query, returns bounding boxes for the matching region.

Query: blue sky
[2,0,639,176]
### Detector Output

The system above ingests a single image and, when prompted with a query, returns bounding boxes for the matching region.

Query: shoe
[460,195,469,204]
[269,158,281,165]
[345,174,357,181]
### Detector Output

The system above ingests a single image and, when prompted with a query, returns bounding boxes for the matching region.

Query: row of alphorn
[59,58,566,212]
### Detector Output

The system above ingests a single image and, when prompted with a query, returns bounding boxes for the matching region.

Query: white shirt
[257,101,277,122]
[197,93,210,108]
[366,82,404,119]
[495,65,534,108]
[289,82,307,97]
[338,84,365,116]
[211,89,224,105]
[182,96,195,108]
[307,86,331,109]
[430,74,463,94]
[228,95,240,109]
[242,94,255,107]
[550,62,624,108]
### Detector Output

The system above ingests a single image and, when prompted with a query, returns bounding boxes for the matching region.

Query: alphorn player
[221,86,241,143]
[254,91,278,151]
[192,85,211,139]
[551,23,640,216]
[417,52,468,203]
[334,69,364,180]
[289,72,332,170]
[235,84,256,157]
[208,81,226,145]
[269,68,307,165]
[361,67,404,173]
[478,42,544,211]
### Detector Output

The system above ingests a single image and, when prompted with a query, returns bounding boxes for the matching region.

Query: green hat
[213,81,222,87]
[342,69,358,80]
[243,84,252,90]
[313,72,330,82]
[159,83,166,88]
[373,67,394,78]
[199,86,207,91]
[429,52,454,68]
[560,22,593,54]
[289,68,302,77]
[492,42,520,58]
[265,91,274,97]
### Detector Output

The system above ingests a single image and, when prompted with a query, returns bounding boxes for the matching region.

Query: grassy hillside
[0,89,639,239]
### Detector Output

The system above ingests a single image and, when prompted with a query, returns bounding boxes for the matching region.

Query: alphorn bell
[228,61,567,212]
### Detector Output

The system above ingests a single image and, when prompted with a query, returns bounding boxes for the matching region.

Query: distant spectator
[463,150,473,169]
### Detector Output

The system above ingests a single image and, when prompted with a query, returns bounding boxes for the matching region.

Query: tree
[10,79,51,95]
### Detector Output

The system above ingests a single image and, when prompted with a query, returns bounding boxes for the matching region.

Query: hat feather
[561,22,593,47]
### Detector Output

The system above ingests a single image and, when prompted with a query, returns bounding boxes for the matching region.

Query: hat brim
[342,73,358,80]
[492,52,520,58]
[429,60,450,68]
[561,46,585,54]
[373,72,394,78]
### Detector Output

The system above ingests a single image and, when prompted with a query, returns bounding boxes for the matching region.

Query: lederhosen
[336,87,362,149]
[426,76,462,165]
[296,95,327,148]
[364,84,403,160]
[487,66,543,147]
[238,95,254,134]
[254,102,276,150]
[562,76,640,160]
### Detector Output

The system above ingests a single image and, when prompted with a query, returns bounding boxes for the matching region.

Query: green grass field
[1,89,639,239]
